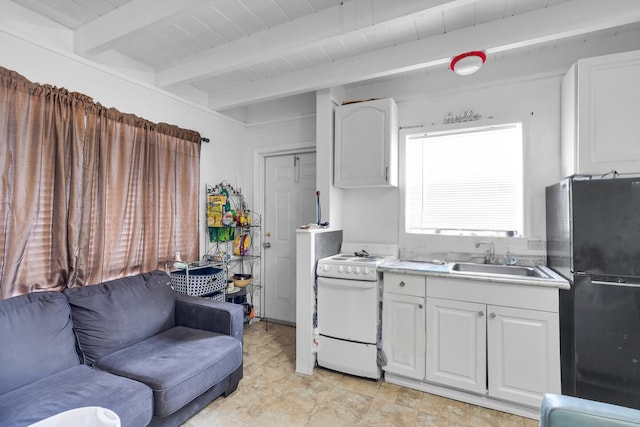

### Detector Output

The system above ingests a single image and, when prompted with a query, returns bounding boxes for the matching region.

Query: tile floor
[182,321,539,427]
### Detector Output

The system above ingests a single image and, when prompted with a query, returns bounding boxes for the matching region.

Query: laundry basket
[170,266,225,297]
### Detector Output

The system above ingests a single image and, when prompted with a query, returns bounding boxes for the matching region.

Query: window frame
[404,123,524,237]
[398,119,532,253]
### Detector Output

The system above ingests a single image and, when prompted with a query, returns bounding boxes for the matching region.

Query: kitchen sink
[451,262,550,279]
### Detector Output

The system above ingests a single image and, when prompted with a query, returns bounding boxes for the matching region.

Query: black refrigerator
[546,176,640,409]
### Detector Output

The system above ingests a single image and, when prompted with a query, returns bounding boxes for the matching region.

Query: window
[405,123,523,236]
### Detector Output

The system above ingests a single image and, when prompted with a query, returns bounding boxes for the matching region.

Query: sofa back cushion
[64,270,176,365]
[0,292,80,394]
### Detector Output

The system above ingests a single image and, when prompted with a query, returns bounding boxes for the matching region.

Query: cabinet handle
[385,166,389,182]
[490,313,496,319]
[418,304,423,309]
[478,311,484,317]
[399,281,405,287]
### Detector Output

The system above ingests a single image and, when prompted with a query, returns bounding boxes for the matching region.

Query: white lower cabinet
[382,272,561,418]
[382,273,425,380]
[426,298,486,394]
[487,305,560,407]
[424,277,561,409]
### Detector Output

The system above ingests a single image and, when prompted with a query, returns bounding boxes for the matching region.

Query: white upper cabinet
[334,98,398,188]
[561,49,640,177]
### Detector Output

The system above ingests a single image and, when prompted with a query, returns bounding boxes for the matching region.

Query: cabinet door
[487,305,560,407]
[573,50,640,175]
[426,298,486,393]
[334,98,397,188]
[382,292,425,379]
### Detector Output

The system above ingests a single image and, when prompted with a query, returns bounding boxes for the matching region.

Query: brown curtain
[0,67,200,299]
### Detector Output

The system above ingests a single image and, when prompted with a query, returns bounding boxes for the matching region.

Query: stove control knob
[355,266,361,274]
[346,266,352,274]
[338,265,344,273]
[322,265,329,273]
[363,267,370,275]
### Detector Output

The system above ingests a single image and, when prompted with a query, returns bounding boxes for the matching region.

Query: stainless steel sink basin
[451,262,550,279]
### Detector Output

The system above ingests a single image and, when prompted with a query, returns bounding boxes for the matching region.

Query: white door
[264,152,316,323]
[426,298,487,394]
[382,292,426,379]
[487,305,560,407]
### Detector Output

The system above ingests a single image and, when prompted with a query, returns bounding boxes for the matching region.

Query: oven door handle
[317,277,376,289]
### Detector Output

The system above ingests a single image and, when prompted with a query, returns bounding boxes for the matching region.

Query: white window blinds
[405,123,523,236]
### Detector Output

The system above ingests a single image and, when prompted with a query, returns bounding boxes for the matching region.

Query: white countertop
[378,260,570,290]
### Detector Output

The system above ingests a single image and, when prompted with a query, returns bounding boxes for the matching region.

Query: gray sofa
[0,270,244,427]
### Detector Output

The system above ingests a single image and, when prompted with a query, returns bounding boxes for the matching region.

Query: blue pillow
[64,270,176,365]
[0,292,80,394]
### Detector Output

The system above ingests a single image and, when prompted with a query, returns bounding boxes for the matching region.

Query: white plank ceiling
[9,0,640,116]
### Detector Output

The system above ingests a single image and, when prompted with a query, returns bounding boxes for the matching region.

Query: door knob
[478,311,484,317]
[265,231,271,237]
[263,242,271,248]
[490,312,496,319]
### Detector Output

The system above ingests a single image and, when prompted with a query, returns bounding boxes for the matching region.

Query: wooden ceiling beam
[155,0,475,88]
[206,0,640,110]
[73,0,202,55]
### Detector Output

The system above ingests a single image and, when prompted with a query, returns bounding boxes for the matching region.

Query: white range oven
[316,243,397,379]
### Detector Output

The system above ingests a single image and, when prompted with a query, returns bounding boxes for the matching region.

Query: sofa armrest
[174,293,244,342]
[540,394,640,427]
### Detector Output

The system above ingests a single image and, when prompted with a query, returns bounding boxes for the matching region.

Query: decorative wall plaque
[443,109,481,124]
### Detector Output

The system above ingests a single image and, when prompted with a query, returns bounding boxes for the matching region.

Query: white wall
[315,31,640,260]
[245,69,563,260]
[5,0,639,263]
[0,6,245,260]
[243,116,316,211]
[316,88,346,231]
[333,76,561,261]
[0,1,321,260]
[399,77,561,258]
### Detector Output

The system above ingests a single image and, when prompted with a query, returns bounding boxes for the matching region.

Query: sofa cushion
[64,270,176,365]
[0,292,79,395]
[0,365,152,427]
[95,326,242,418]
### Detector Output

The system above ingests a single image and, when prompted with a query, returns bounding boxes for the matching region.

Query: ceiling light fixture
[450,51,486,76]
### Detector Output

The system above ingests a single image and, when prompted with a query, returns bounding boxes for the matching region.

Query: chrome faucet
[475,241,495,264]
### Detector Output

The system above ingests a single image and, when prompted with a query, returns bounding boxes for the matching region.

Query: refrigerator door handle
[591,280,640,288]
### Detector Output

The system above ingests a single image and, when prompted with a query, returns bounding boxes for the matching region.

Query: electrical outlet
[527,240,545,251]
